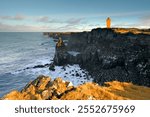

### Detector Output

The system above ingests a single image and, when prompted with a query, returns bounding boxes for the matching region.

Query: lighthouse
[106,17,111,28]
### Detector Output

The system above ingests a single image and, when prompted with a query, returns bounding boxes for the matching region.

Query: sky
[0,0,150,32]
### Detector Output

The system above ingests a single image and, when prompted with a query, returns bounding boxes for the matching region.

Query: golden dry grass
[60,81,150,100]
[104,81,150,100]
[113,28,150,35]
[2,77,150,100]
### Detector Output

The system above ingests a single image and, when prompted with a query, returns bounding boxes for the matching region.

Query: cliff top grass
[113,28,150,35]
[2,75,150,100]
[44,28,150,35]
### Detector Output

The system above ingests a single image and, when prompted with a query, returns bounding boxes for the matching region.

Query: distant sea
[0,32,92,97]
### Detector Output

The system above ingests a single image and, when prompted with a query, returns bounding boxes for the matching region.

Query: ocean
[0,32,92,97]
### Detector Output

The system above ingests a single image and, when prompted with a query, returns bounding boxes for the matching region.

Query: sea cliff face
[2,75,150,100]
[52,28,150,86]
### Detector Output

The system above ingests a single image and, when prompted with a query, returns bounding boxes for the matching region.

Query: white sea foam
[68,51,80,56]
[16,64,93,86]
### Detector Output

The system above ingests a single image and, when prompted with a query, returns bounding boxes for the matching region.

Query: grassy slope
[2,76,150,100]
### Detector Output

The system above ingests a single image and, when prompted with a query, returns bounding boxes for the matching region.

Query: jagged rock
[76,73,80,77]
[1,76,150,100]
[33,65,45,68]
[54,38,69,65]
[49,63,55,71]
[1,76,74,100]
[41,90,52,100]
[22,75,51,92]
[56,37,65,48]
[66,81,73,87]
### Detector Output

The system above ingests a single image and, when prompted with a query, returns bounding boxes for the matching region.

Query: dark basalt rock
[49,63,55,71]
[53,28,150,87]
[76,73,80,77]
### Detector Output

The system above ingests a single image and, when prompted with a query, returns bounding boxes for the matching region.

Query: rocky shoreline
[46,28,150,87]
[1,28,150,100]
[2,75,150,100]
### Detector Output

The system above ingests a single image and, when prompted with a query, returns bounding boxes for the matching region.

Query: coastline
[0,32,92,97]
[1,27,150,99]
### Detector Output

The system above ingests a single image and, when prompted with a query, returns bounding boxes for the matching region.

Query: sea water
[0,32,92,97]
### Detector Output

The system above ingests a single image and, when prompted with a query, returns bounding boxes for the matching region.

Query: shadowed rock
[53,28,150,87]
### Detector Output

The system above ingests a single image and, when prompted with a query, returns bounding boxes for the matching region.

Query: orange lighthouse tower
[106,17,111,28]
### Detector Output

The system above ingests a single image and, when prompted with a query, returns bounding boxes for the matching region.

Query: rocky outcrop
[53,28,150,86]
[2,75,74,100]
[2,75,150,100]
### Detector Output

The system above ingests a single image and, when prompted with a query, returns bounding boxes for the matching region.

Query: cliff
[53,28,150,87]
[2,75,150,100]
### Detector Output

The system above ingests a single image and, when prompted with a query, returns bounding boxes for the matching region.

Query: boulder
[49,63,55,71]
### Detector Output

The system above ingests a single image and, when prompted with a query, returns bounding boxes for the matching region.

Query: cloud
[14,14,26,20]
[35,16,85,31]
[0,14,85,32]
[0,22,48,32]
[88,24,100,27]
[66,18,83,25]
[111,15,150,29]
[0,22,81,32]
[54,18,85,32]
[139,15,150,27]
[36,16,50,23]
[36,16,63,23]
[79,10,150,19]
[0,14,26,20]
[36,16,84,24]
[57,25,81,32]
[62,18,84,27]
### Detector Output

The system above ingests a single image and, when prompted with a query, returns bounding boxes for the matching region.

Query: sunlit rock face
[2,75,150,100]
[53,28,150,87]
[2,76,74,100]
